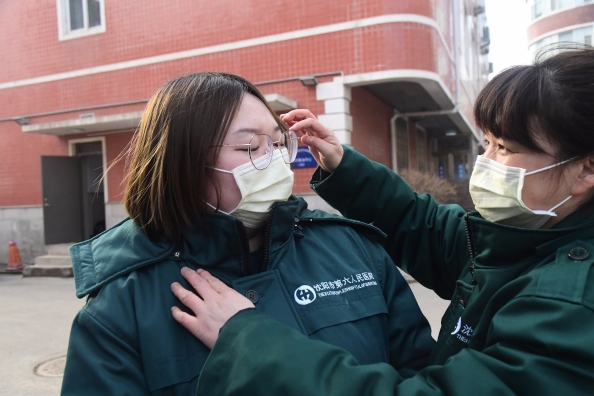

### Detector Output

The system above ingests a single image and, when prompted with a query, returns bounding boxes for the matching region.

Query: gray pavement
[0,274,449,395]
[0,275,84,396]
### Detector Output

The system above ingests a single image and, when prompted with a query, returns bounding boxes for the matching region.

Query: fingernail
[196,268,204,273]
[171,282,177,291]
[181,267,189,275]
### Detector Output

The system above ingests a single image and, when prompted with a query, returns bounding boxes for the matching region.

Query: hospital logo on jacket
[294,272,377,306]
[294,285,316,305]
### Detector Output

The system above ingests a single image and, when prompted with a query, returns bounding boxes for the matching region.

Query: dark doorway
[41,141,106,245]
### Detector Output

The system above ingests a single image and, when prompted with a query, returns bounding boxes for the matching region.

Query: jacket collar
[466,206,594,267]
[71,196,383,298]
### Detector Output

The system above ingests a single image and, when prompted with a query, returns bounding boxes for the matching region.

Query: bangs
[473,65,548,154]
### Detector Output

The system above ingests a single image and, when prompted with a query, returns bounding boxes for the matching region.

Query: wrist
[219,307,256,334]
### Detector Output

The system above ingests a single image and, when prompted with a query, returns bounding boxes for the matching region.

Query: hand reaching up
[281,109,344,173]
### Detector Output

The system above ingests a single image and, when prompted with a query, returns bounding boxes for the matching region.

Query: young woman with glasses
[61,72,435,395]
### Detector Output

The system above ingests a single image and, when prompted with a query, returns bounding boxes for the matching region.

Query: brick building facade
[0,0,489,263]
[528,0,594,53]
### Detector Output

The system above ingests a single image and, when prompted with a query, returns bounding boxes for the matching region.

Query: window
[552,0,574,10]
[531,0,593,20]
[529,25,594,57]
[57,0,105,40]
[532,0,544,19]
[574,26,593,45]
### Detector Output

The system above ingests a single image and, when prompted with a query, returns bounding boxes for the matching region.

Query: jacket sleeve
[311,146,470,299]
[372,237,435,377]
[195,299,594,396]
[61,307,149,395]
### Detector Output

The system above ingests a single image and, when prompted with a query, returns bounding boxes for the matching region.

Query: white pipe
[390,113,401,172]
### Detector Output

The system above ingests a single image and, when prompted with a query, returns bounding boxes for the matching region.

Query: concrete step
[22,254,73,277]
[34,255,72,266]
[46,244,74,256]
[22,265,73,278]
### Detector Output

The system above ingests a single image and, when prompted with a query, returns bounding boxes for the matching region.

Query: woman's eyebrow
[233,128,260,135]
[233,125,281,135]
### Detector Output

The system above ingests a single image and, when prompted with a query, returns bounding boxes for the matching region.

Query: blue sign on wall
[292,147,317,169]
[438,164,445,179]
[457,163,465,180]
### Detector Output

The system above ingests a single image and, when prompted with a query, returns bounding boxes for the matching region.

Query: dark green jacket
[196,147,594,395]
[61,195,434,395]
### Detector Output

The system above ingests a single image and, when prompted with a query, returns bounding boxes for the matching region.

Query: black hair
[474,43,594,162]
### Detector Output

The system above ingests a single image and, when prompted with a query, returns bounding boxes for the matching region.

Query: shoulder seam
[80,305,140,355]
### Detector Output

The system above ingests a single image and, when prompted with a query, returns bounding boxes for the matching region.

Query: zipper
[257,210,380,273]
[298,217,382,236]
[259,203,277,273]
[236,221,252,276]
[464,213,477,285]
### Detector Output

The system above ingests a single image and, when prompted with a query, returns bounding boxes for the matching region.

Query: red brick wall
[0,0,455,205]
[1,0,437,82]
[0,24,446,118]
[350,87,392,166]
[0,124,68,206]
[528,4,594,42]
[104,132,135,203]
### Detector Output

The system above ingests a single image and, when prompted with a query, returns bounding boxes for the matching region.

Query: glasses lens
[250,134,273,170]
[280,130,298,164]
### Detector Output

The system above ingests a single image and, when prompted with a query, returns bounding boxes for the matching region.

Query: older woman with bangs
[173,47,594,395]
[60,72,434,395]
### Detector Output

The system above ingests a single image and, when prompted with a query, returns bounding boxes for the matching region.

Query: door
[41,156,84,244]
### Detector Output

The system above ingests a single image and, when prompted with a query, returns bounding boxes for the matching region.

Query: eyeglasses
[212,130,299,170]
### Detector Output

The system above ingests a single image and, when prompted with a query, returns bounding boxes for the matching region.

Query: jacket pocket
[298,291,390,365]
[299,290,388,335]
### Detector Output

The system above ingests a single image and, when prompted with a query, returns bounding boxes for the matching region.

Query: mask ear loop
[525,157,575,175]
[206,166,233,174]
[548,195,572,212]
[524,157,576,215]
[204,167,232,214]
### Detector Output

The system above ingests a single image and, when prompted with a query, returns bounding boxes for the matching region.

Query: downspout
[390,107,459,173]
[453,0,461,105]
[390,113,402,172]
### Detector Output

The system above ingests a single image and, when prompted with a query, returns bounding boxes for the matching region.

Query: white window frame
[57,0,106,41]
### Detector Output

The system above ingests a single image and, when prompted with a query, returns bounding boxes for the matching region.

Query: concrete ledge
[22,265,73,278]
[46,244,73,256]
[34,255,72,266]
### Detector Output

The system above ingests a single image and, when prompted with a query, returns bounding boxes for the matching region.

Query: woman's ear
[570,157,594,196]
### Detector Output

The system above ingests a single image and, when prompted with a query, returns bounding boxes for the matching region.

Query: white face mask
[207,150,294,228]
[469,155,573,229]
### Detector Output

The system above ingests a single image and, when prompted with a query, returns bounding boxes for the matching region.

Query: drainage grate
[34,356,66,377]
